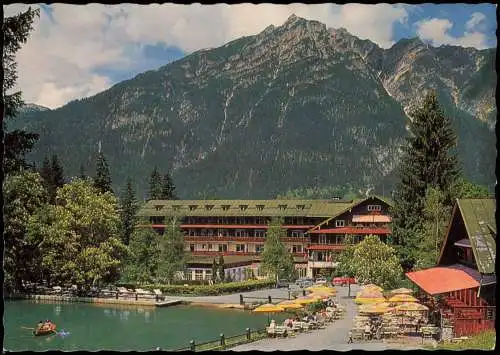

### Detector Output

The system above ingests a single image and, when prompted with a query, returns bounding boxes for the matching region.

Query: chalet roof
[138,198,361,218]
[456,199,496,274]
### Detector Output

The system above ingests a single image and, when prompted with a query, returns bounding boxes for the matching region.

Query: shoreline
[6,293,256,310]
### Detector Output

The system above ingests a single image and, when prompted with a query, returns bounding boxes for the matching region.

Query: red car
[332,277,357,286]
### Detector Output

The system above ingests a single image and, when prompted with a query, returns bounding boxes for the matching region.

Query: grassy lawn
[428,330,495,350]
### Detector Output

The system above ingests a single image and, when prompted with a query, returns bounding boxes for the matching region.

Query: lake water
[4,300,288,351]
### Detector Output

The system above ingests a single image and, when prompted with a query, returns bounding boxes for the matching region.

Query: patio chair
[153,289,165,301]
[351,329,364,341]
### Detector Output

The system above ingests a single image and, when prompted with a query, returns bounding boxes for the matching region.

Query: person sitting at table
[364,324,372,340]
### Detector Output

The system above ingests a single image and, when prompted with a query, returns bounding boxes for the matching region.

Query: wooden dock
[155,299,184,307]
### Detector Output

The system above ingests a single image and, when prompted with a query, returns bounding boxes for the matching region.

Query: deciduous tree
[122,227,161,284]
[261,218,296,283]
[156,217,186,284]
[27,179,126,289]
[3,170,48,291]
[350,235,403,290]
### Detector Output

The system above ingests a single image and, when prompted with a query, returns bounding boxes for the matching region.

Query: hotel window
[236,217,244,225]
[256,244,264,252]
[367,204,381,211]
[278,204,287,210]
[235,229,244,237]
[195,270,204,281]
[292,245,303,253]
[172,205,181,211]
[221,205,230,211]
[184,271,192,280]
[189,205,198,211]
[239,205,248,211]
[207,229,214,236]
[205,271,212,280]
[255,230,266,237]
[236,244,246,252]
[208,244,212,250]
[188,229,195,237]
[319,235,327,244]
[256,217,266,224]
[296,204,305,210]
[256,205,265,211]
[291,230,304,237]
[335,220,345,227]
[217,217,224,224]
[219,244,228,252]
[202,244,206,249]
[205,205,214,211]
[201,229,207,236]
[154,205,163,211]
[190,244,195,252]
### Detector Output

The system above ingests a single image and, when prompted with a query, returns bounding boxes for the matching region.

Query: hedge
[141,279,275,296]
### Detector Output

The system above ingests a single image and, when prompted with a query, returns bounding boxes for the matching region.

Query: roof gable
[457,199,496,274]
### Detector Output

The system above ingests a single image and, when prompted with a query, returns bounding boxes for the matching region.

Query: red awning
[310,227,391,234]
[406,266,480,295]
[306,244,346,250]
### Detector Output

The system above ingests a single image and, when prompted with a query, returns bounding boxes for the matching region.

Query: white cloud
[415,12,491,49]
[0,3,420,109]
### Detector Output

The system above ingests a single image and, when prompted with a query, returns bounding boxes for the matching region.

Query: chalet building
[137,196,393,281]
[406,198,496,337]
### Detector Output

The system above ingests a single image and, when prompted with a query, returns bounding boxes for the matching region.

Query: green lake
[4,300,288,351]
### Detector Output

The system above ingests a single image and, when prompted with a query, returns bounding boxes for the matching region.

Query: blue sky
[3,3,497,109]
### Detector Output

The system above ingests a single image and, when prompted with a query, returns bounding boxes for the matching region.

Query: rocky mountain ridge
[12,15,496,198]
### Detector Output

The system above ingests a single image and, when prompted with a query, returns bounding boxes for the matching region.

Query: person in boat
[36,320,44,332]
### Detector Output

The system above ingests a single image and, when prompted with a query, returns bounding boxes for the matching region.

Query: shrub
[142,279,275,296]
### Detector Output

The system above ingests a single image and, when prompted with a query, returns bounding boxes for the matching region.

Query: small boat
[33,323,57,336]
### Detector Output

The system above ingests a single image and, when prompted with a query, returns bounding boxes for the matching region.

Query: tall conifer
[161,172,177,199]
[119,177,139,245]
[94,151,113,194]
[149,166,162,200]
[391,91,459,271]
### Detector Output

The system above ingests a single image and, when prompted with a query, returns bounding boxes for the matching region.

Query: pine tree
[51,154,65,187]
[149,166,162,200]
[218,255,225,283]
[119,178,139,245]
[94,151,113,194]
[3,8,40,175]
[211,258,218,283]
[161,172,177,199]
[391,91,459,271]
[79,164,86,180]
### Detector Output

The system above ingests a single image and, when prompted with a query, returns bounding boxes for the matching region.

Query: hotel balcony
[308,261,339,269]
[184,236,308,243]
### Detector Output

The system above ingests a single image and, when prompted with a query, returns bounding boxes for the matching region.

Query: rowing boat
[33,323,57,336]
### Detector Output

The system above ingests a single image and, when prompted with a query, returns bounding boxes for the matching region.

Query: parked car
[332,277,357,286]
[295,277,314,288]
[314,277,327,285]
[276,279,293,288]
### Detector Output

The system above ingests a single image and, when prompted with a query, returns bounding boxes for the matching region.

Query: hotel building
[137,196,392,280]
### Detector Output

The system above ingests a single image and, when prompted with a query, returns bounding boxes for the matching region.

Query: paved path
[230,284,425,351]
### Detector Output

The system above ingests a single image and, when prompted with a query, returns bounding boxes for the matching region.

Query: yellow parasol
[389,288,413,295]
[305,285,336,293]
[359,303,393,314]
[393,302,428,312]
[388,294,418,303]
[278,300,304,310]
[361,284,383,292]
[253,303,285,325]
[294,295,322,305]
